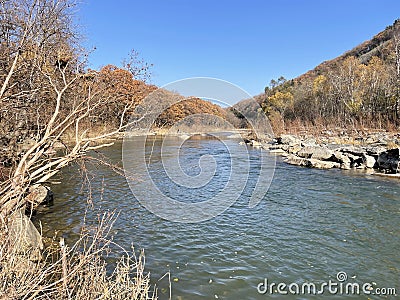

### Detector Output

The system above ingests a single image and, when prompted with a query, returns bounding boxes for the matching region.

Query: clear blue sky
[77,0,400,96]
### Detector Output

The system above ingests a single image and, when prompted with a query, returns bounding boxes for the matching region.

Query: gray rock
[52,141,65,149]
[298,146,333,160]
[365,146,387,156]
[346,153,364,167]
[311,147,333,161]
[319,137,330,144]
[377,148,400,173]
[326,144,342,150]
[285,155,340,169]
[365,136,379,144]
[277,134,301,146]
[362,154,376,169]
[308,159,340,169]
[302,137,317,146]
[269,144,282,150]
[378,136,390,144]
[288,144,302,154]
[250,140,262,148]
[270,144,289,151]
[285,155,308,166]
[269,149,287,154]
[297,146,316,158]
[340,162,351,170]
[9,209,43,261]
[332,151,352,169]
[26,184,53,208]
[333,151,351,164]
[261,144,271,150]
[340,146,366,156]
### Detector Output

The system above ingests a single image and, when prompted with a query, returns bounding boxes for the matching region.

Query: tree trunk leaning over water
[0,0,147,220]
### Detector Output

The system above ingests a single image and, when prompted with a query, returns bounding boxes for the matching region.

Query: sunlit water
[36,136,400,299]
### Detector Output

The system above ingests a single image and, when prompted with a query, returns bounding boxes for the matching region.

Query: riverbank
[62,126,400,178]
[255,132,400,177]
[1,207,155,299]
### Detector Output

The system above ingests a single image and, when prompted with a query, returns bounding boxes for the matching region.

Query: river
[36,135,400,299]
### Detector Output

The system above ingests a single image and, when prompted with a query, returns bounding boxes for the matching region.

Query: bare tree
[0,0,144,219]
[122,49,153,83]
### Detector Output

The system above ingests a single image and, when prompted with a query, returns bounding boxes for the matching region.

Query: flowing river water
[36,135,400,299]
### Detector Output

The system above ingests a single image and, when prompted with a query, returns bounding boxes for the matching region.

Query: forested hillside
[259,19,400,133]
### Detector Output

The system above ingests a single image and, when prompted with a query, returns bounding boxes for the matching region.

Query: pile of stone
[7,184,53,265]
[264,134,400,174]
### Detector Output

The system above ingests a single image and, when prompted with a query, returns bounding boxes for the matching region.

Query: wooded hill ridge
[242,19,400,134]
[298,20,398,82]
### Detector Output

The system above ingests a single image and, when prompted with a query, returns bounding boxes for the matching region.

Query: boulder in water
[377,148,400,173]
[9,209,43,261]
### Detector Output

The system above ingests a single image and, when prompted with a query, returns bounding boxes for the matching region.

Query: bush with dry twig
[0,210,156,299]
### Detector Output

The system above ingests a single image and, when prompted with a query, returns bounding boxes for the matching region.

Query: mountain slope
[252,19,400,134]
[296,19,399,84]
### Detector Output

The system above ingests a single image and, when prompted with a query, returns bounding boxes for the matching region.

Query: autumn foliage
[157,97,226,127]
[261,19,400,132]
[93,65,227,130]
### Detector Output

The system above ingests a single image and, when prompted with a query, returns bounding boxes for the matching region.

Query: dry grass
[278,117,400,136]
[270,117,400,145]
[387,140,399,150]
[0,210,157,300]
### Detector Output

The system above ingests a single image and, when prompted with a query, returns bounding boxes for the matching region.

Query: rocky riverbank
[252,133,400,177]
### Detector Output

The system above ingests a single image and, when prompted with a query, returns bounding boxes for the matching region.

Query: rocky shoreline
[248,133,400,177]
